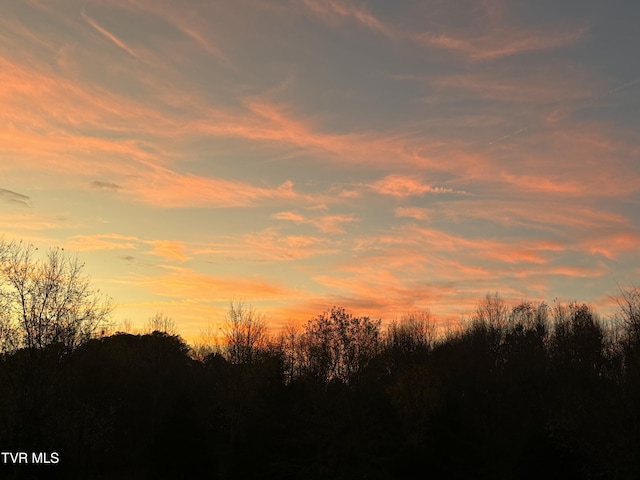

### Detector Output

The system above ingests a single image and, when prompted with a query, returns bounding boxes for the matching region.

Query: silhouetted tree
[298,306,381,385]
[0,240,112,460]
[3,261,640,480]
[145,311,177,335]
[471,292,510,349]
[550,301,605,371]
[613,286,640,476]
[615,285,640,373]
[0,240,111,353]
[545,302,613,477]
[277,321,300,383]
[222,301,267,365]
[191,321,222,362]
[385,310,435,367]
[58,332,197,478]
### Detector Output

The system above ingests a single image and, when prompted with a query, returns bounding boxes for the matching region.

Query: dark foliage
[1,295,640,479]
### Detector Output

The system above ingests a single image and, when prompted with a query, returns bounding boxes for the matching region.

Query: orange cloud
[146,240,190,263]
[513,263,609,280]
[131,266,292,302]
[272,210,355,234]
[65,235,191,263]
[436,197,630,233]
[127,165,299,208]
[301,262,496,328]
[66,234,139,252]
[241,229,339,261]
[1,37,490,205]
[289,225,612,327]
[192,228,339,263]
[342,226,584,293]
[581,232,640,260]
[0,215,66,248]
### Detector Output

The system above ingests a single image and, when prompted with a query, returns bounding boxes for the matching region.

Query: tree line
[1,240,640,479]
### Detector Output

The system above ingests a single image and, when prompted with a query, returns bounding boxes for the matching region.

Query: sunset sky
[2,0,639,341]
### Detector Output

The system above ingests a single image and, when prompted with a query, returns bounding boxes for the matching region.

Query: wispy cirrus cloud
[297,223,612,321]
[191,229,338,263]
[234,229,339,262]
[189,100,431,169]
[414,25,588,62]
[90,0,229,63]
[297,0,588,62]
[436,197,631,235]
[2,0,637,335]
[81,4,139,58]
[126,169,299,208]
[295,0,396,39]
[418,63,598,106]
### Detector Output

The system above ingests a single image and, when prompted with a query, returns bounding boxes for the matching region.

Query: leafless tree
[0,240,112,353]
[222,301,267,364]
[299,306,381,384]
[615,286,640,342]
[386,310,437,356]
[474,292,510,330]
[614,285,640,371]
[276,321,300,383]
[145,311,177,335]
[191,321,223,361]
[550,301,604,371]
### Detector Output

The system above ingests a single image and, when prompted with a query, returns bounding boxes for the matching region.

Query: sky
[1,0,639,342]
